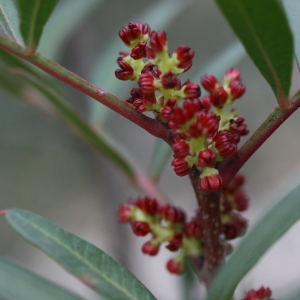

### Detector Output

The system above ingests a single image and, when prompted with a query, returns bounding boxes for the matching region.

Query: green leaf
[282,0,300,69]
[0,257,86,300]
[4,209,157,300]
[206,179,300,300]
[191,41,245,83]
[0,0,22,43]
[13,69,136,180]
[17,0,59,53]
[215,0,294,108]
[148,140,171,180]
[88,0,188,125]
[39,0,104,59]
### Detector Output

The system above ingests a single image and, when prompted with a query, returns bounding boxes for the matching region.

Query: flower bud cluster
[115,22,249,191]
[118,197,203,274]
[241,286,273,300]
[221,174,249,240]
[118,175,249,275]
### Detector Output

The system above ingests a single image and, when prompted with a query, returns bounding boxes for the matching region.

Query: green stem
[0,34,171,143]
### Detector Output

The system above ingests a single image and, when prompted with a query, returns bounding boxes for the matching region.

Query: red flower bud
[138,72,156,93]
[166,232,183,251]
[214,130,238,159]
[200,173,223,191]
[161,205,185,223]
[198,149,216,167]
[171,157,191,176]
[241,286,273,300]
[224,67,241,82]
[135,197,158,215]
[130,42,147,60]
[229,80,246,99]
[184,219,202,238]
[115,59,135,80]
[119,22,151,46]
[182,81,201,98]
[166,258,185,274]
[201,74,218,92]
[118,203,134,223]
[229,117,249,136]
[211,86,228,107]
[131,221,151,236]
[149,31,167,53]
[198,96,212,110]
[172,140,190,158]
[223,214,247,240]
[187,111,220,138]
[161,71,181,89]
[142,241,160,256]
[174,46,194,72]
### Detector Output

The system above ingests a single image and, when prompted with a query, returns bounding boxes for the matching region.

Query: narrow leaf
[4,209,157,300]
[13,69,136,180]
[17,0,59,53]
[282,0,300,70]
[215,0,294,108]
[39,0,104,59]
[0,257,85,300]
[206,179,300,300]
[0,0,21,43]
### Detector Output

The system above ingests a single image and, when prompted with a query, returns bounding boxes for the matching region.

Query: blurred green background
[1,0,300,299]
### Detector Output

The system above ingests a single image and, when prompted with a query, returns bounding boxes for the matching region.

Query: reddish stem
[189,167,224,285]
[0,35,171,143]
[219,91,300,186]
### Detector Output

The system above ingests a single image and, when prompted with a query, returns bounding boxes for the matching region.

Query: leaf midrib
[11,211,139,300]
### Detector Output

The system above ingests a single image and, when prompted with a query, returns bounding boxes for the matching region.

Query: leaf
[206,179,300,300]
[17,0,59,53]
[282,0,300,70]
[39,0,104,59]
[190,41,245,83]
[0,257,85,300]
[13,69,136,181]
[0,0,22,43]
[215,0,294,108]
[4,209,157,300]
[88,0,188,125]
[148,140,171,180]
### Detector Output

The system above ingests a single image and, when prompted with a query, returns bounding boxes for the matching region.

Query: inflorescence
[115,22,251,276]
[115,21,248,191]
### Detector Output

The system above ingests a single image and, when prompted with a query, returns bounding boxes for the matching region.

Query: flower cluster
[118,196,202,274]
[115,22,248,191]
[118,174,249,274]
[241,286,273,300]
[221,174,248,240]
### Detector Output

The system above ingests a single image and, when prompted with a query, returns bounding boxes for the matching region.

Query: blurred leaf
[190,41,245,83]
[88,0,188,125]
[206,179,300,300]
[14,69,136,180]
[215,0,294,108]
[181,260,198,300]
[0,257,85,300]
[148,41,246,180]
[282,0,300,70]
[148,140,171,180]
[4,209,157,300]
[0,0,22,43]
[17,0,59,53]
[39,0,103,59]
